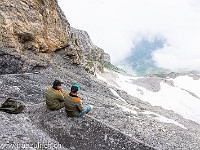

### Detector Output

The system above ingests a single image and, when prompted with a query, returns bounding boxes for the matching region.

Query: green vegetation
[145,71,167,77]
[104,62,126,74]
[86,61,94,68]
[98,60,104,66]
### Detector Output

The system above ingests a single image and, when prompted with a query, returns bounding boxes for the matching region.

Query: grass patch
[104,62,126,73]
[86,61,94,68]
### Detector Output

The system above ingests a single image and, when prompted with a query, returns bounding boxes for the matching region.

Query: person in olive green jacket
[46,80,65,110]
[64,85,93,117]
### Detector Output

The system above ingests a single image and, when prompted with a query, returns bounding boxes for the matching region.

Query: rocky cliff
[0,0,109,74]
[70,27,110,74]
[1,0,70,51]
[1,0,200,150]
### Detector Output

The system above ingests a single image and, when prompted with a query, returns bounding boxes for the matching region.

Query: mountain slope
[0,0,200,149]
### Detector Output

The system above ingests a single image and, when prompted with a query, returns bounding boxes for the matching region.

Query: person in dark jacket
[64,85,93,117]
[46,80,65,110]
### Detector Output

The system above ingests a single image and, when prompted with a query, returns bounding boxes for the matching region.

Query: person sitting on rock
[46,80,65,110]
[64,85,93,117]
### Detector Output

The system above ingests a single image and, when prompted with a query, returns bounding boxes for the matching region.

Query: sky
[58,0,200,72]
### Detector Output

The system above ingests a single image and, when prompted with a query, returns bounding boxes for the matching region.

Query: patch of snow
[109,88,126,102]
[109,88,119,97]
[97,70,200,125]
[115,73,200,125]
[171,75,200,98]
[143,111,187,129]
[96,73,107,82]
[116,104,137,114]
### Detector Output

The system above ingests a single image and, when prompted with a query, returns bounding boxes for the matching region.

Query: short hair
[71,85,80,92]
[53,80,63,86]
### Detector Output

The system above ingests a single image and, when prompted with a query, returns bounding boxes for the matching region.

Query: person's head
[53,80,63,90]
[71,85,80,95]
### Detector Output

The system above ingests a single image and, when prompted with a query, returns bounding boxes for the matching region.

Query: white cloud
[58,0,200,72]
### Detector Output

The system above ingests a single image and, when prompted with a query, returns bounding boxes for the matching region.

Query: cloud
[58,0,200,72]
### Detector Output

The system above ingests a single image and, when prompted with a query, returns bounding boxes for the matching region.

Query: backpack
[0,98,25,114]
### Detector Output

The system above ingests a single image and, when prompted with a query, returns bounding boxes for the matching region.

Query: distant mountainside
[117,38,167,76]
[117,37,199,76]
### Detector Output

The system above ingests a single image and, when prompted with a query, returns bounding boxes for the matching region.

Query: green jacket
[64,93,84,117]
[46,86,64,110]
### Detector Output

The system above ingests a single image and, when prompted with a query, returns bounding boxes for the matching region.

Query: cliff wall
[70,27,110,74]
[0,0,109,74]
[0,0,70,52]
